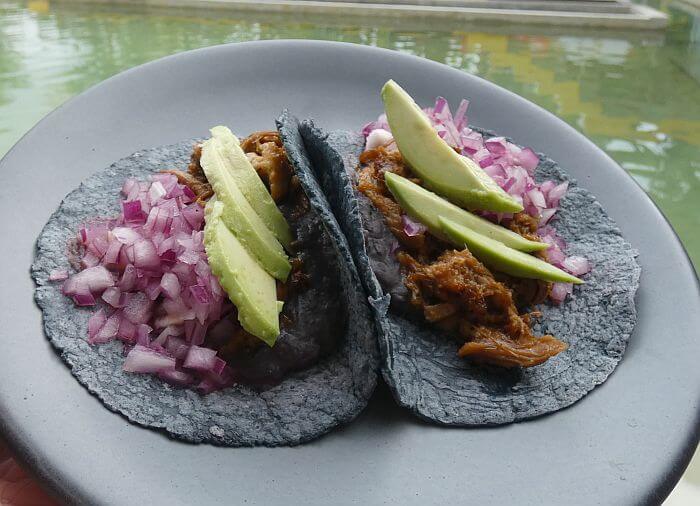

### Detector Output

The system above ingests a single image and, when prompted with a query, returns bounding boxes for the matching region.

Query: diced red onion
[178,249,200,265]
[112,227,140,245]
[123,345,176,373]
[49,269,69,281]
[122,201,145,224]
[142,207,159,235]
[365,128,394,150]
[189,285,210,304]
[472,148,492,169]
[183,345,219,372]
[361,113,389,137]
[102,239,122,266]
[158,368,194,386]
[72,292,95,306]
[362,96,590,303]
[62,174,228,392]
[160,250,177,265]
[182,203,204,229]
[548,182,569,207]
[63,265,114,296]
[122,292,152,324]
[516,147,540,173]
[184,320,207,345]
[89,313,120,344]
[118,264,137,291]
[194,259,211,279]
[454,99,469,131]
[484,137,508,157]
[81,251,100,269]
[539,180,555,196]
[546,244,566,266]
[132,239,160,270]
[144,279,162,301]
[87,310,107,340]
[156,236,176,255]
[550,283,573,304]
[117,317,137,343]
[153,325,178,346]
[562,256,591,276]
[160,272,181,299]
[89,235,109,259]
[540,225,567,251]
[196,366,235,394]
[159,297,195,326]
[136,324,153,346]
[527,189,546,209]
[154,209,171,235]
[483,163,505,179]
[122,178,137,196]
[122,244,135,264]
[540,208,557,225]
[151,173,177,186]
[101,286,125,308]
[165,336,190,360]
[148,181,167,203]
[401,214,427,237]
[182,186,196,200]
[212,357,226,375]
[190,322,208,345]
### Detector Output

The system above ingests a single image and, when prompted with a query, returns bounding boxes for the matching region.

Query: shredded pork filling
[357,146,567,368]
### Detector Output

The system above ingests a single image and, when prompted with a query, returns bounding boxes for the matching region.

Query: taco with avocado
[292,81,640,425]
[32,118,379,446]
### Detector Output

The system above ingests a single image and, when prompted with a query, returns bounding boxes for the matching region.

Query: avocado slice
[204,200,281,345]
[210,126,293,249]
[381,80,523,213]
[385,172,547,252]
[438,217,583,284]
[201,137,291,281]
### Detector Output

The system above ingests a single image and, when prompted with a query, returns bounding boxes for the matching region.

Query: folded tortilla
[295,119,641,425]
[32,125,379,446]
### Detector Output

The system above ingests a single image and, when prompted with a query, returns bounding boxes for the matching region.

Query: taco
[32,119,379,446]
[294,81,641,425]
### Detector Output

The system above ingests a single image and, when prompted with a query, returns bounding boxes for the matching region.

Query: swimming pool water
[2,1,699,268]
[2,1,698,269]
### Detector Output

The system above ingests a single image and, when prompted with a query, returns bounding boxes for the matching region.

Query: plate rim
[0,39,698,505]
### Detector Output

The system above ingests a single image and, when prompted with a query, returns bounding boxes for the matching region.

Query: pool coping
[53,0,669,29]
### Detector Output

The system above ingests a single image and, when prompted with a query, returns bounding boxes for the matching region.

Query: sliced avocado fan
[210,126,293,250]
[381,79,523,213]
[384,171,547,252]
[200,136,291,282]
[438,216,583,284]
[204,200,282,346]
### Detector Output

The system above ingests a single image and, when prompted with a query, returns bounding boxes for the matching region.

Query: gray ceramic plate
[0,41,698,506]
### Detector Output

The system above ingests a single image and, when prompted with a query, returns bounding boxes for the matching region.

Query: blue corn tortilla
[31,131,379,446]
[296,119,641,425]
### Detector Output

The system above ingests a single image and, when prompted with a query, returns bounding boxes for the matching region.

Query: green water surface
[1,0,699,267]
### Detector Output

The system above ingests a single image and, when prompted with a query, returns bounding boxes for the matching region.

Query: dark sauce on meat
[169,132,344,385]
